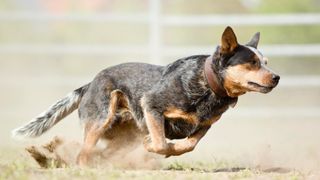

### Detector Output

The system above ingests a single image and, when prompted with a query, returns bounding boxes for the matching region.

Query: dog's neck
[204,56,228,97]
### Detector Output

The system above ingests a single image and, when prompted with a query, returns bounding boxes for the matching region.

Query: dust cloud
[26,136,161,169]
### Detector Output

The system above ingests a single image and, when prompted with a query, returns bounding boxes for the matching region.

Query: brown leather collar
[204,56,228,97]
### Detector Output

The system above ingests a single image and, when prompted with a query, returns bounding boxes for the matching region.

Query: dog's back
[78,62,164,125]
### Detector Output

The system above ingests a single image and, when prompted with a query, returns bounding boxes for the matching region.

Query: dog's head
[215,26,280,97]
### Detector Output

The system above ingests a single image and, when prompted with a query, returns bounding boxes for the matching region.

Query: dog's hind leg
[77,90,128,166]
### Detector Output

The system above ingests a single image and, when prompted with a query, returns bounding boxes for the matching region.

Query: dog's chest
[162,97,237,139]
[163,107,224,139]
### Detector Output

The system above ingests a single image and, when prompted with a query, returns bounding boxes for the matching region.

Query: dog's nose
[272,74,280,83]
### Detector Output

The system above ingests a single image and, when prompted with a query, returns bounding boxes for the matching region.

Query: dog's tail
[12,83,90,139]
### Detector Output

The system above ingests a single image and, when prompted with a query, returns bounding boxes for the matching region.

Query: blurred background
[1,0,320,170]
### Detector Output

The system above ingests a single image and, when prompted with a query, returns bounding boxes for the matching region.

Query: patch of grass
[165,161,188,171]
[0,147,314,180]
[163,158,240,172]
[0,159,30,179]
[228,169,255,180]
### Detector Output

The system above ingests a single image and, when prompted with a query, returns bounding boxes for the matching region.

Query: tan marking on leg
[78,90,129,166]
[103,90,130,129]
[167,115,221,157]
[102,91,118,129]
[77,122,103,166]
[166,126,211,157]
[199,115,221,126]
[163,107,199,124]
[140,96,170,155]
[143,110,169,154]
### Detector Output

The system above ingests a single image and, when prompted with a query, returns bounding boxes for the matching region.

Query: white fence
[0,11,319,62]
[0,0,319,86]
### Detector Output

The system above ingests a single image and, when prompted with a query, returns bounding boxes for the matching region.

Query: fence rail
[164,13,320,26]
[0,1,319,71]
[0,12,320,59]
[0,44,319,57]
[0,12,320,25]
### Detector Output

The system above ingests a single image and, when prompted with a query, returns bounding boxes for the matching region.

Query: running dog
[13,26,280,166]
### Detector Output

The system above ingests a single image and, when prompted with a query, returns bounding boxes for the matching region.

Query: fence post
[149,0,162,64]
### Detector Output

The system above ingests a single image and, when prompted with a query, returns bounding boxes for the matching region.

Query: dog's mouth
[247,81,274,93]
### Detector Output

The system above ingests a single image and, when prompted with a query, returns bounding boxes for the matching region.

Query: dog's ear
[246,32,260,48]
[220,26,238,54]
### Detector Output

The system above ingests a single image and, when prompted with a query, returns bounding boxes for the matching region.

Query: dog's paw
[164,143,176,158]
[143,136,172,155]
[164,142,194,158]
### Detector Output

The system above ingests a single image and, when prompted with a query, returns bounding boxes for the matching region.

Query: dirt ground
[1,143,319,180]
[3,114,320,180]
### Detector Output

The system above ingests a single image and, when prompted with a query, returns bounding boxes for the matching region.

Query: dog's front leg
[165,126,211,157]
[143,109,170,155]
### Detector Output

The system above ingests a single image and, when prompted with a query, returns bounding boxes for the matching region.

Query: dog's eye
[251,60,258,66]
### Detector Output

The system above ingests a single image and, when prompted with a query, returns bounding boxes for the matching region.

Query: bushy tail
[12,83,90,139]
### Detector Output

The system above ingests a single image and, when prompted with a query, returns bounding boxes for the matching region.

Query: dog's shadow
[165,166,291,174]
[211,167,290,173]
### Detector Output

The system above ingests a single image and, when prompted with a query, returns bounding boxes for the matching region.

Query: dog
[12,26,280,166]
